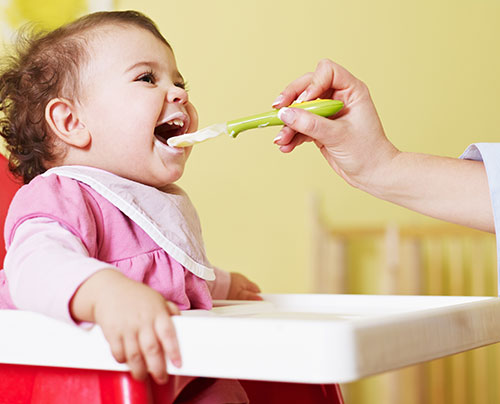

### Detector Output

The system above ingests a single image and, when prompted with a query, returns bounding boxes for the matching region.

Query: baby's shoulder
[5,173,104,252]
[13,173,95,208]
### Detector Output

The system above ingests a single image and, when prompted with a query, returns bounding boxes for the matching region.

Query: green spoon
[167,99,343,147]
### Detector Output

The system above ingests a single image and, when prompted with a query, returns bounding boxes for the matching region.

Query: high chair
[0,153,344,404]
[4,158,500,404]
[0,155,19,265]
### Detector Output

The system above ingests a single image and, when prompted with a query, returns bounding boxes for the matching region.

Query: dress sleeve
[206,267,231,299]
[4,217,114,324]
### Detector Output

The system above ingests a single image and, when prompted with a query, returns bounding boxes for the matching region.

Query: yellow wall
[2,1,500,294]
[1,3,500,403]
[114,0,500,293]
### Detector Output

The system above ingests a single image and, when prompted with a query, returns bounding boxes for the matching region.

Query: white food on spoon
[167,123,228,147]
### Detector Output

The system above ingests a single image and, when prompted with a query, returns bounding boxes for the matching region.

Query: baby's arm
[5,218,180,384]
[4,218,110,320]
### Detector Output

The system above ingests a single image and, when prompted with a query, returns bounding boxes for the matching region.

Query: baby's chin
[140,172,181,190]
[152,142,189,183]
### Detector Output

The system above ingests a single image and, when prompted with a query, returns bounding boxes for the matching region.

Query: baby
[0,10,260,402]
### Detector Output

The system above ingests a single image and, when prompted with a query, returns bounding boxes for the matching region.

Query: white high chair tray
[1,293,500,383]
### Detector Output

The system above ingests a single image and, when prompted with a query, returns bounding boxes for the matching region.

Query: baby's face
[74,25,197,188]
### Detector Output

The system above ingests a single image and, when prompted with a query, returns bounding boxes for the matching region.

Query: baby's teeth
[163,119,185,127]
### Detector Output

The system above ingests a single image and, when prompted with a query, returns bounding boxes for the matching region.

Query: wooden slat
[309,194,498,404]
[468,239,489,404]
[425,239,446,404]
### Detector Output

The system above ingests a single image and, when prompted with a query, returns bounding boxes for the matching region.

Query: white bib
[42,166,215,281]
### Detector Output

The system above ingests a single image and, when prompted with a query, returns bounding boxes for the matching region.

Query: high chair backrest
[0,154,21,265]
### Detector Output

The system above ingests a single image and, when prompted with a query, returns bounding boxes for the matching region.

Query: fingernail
[296,90,308,103]
[273,135,282,143]
[278,107,296,124]
[272,94,284,107]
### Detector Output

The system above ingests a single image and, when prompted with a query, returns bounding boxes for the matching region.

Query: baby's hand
[75,270,181,384]
[227,272,262,300]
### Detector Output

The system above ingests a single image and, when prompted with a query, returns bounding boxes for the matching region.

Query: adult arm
[272,59,494,232]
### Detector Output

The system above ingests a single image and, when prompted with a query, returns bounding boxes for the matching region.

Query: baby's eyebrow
[125,60,160,73]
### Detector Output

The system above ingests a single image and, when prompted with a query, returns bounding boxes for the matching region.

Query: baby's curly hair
[0,10,169,184]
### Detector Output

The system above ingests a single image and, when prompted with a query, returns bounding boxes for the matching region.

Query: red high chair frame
[0,154,19,265]
[0,154,344,404]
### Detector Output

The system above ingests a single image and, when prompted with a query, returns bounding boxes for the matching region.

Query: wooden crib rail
[308,193,498,404]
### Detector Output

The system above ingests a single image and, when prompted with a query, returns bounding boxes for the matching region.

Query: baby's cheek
[184,146,193,160]
[185,102,198,133]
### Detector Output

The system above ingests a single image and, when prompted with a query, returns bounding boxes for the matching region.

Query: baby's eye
[137,72,156,84]
[175,81,188,91]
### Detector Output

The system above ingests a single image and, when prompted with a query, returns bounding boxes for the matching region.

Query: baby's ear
[45,98,90,148]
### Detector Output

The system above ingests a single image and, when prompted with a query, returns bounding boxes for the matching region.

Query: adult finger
[274,126,315,152]
[273,126,298,145]
[277,133,312,153]
[298,59,354,103]
[278,107,341,146]
[273,59,356,109]
[272,72,313,108]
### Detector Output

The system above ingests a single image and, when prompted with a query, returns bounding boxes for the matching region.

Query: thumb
[278,107,337,145]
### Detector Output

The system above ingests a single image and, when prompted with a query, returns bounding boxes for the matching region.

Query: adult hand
[272,58,399,190]
[271,59,494,233]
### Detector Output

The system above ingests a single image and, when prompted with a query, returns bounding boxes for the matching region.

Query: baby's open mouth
[154,118,188,145]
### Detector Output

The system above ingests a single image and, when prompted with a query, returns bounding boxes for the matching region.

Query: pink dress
[1,166,247,403]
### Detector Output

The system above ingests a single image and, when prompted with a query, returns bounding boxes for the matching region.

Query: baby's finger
[138,328,167,385]
[165,300,181,316]
[108,335,126,363]
[155,311,182,368]
[246,281,261,293]
[238,290,263,301]
[124,333,148,381]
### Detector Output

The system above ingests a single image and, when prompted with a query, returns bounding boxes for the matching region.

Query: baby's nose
[168,86,188,104]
